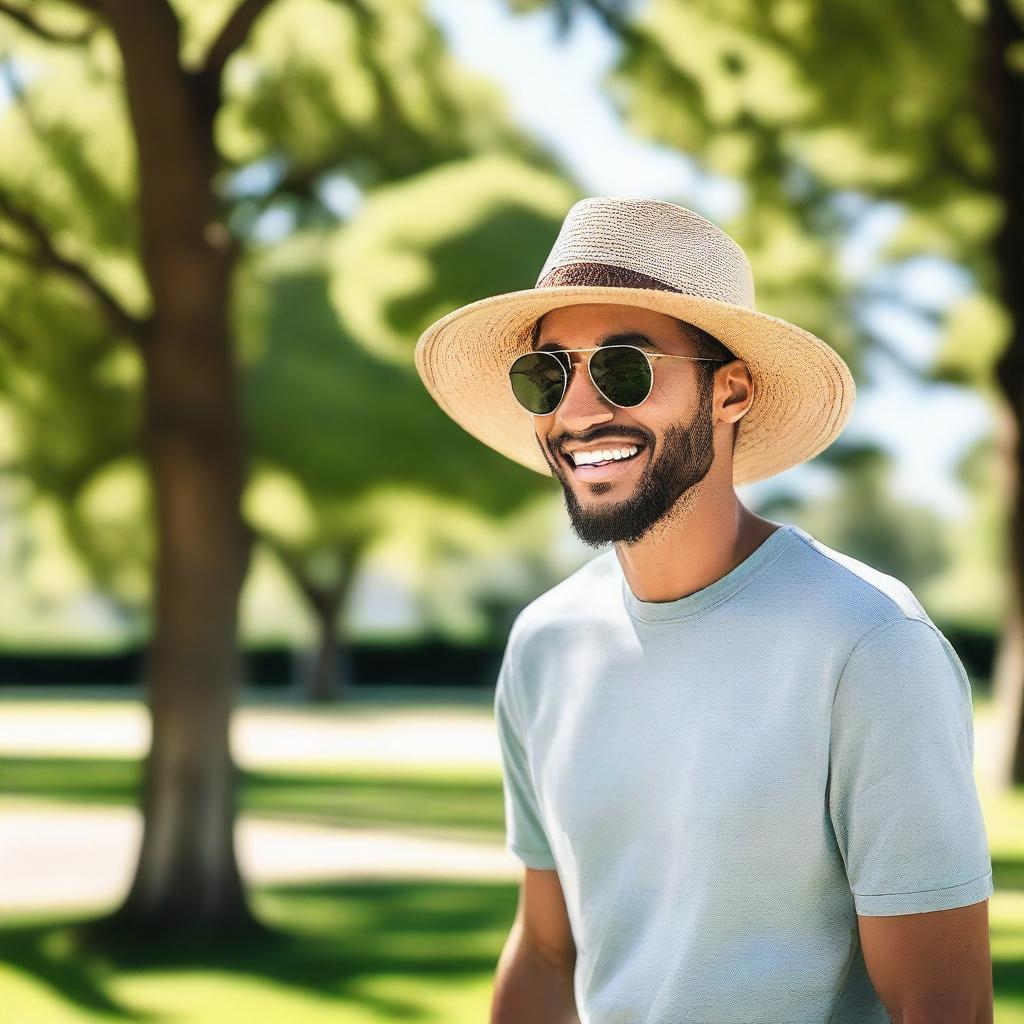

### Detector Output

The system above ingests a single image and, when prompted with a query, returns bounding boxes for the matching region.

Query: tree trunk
[302,544,364,703]
[306,588,345,702]
[82,0,263,937]
[976,0,1024,789]
[103,319,256,933]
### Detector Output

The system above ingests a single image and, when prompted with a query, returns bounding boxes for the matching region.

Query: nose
[549,352,615,433]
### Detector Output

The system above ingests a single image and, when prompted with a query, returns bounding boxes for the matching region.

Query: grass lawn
[1,878,514,1023]
[1,756,506,841]
[1,752,514,1022]
[0,692,516,1023]
[2,691,1023,1022]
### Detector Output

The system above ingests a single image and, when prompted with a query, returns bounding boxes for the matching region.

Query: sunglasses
[508,344,732,416]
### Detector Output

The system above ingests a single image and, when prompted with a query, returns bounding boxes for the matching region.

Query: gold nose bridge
[558,349,607,406]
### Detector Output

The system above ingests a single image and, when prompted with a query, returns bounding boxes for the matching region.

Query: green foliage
[238,173,567,518]
[0,264,146,609]
[0,25,145,313]
[763,441,950,589]
[0,0,575,641]
[934,290,1011,392]
[233,152,578,613]
[327,152,579,364]
[215,0,553,233]
[922,430,1013,630]
[610,0,986,200]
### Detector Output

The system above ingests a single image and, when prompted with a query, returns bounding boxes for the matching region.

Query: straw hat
[413,196,855,486]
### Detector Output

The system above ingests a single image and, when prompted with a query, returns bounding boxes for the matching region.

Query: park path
[0,689,520,916]
[0,687,501,768]
[0,688,1002,916]
[0,798,519,915]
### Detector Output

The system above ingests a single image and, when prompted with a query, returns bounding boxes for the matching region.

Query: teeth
[570,444,640,467]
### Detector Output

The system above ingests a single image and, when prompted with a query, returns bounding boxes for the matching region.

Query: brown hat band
[536,261,684,293]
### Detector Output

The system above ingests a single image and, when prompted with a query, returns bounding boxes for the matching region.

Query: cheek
[647,371,704,427]
[637,390,685,436]
[648,368,692,409]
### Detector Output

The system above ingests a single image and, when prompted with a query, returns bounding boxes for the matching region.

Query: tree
[0,0,558,936]
[239,156,572,698]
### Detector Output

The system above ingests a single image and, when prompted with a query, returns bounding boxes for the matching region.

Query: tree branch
[0,189,149,344]
[193,0,370,118]
[199,0,277,84]
[576,0,646,46]
[0,0,99,44]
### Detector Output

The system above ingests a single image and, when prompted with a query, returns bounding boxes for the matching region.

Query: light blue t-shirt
[493,522,993,1024]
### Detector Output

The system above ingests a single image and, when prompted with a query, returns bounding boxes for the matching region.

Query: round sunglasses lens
[591,346,652,406]
[509,351,568,414]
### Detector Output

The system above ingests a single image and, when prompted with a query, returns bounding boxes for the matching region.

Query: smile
[562,444,648,482]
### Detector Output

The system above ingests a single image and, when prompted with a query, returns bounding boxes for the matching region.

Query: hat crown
[535,196,755,309]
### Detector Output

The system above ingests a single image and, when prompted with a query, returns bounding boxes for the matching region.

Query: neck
[612,456,782,604]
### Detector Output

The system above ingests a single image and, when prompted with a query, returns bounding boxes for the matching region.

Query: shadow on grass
[2,756,505,836]
[6,875,1024,1020]
[0,921,161,1021]
[993,955,1024,1017]
[0,878,517,1022]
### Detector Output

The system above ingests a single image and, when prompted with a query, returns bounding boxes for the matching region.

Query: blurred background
[0,0,1022,1020]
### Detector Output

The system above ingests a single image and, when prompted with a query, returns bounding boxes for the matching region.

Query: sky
[425,0,993,521]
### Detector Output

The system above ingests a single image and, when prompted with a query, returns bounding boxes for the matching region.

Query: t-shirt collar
[619,523,800,623]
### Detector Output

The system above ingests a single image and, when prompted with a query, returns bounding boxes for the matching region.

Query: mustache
[553,431,651,454]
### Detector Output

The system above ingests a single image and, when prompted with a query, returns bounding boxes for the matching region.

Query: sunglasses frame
[508,344,734,416]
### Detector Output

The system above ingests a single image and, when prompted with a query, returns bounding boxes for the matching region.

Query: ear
[719,362,754,425]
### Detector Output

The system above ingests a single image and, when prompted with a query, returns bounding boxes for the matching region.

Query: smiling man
[414,197,994,1024]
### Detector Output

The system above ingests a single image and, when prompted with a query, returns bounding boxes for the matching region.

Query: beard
[540,374,717,548]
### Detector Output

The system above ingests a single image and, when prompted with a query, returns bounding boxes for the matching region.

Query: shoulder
[507,546,621,652]
[776,527,968,699]
[784,524,929,627]
[498,548,619,713]
[835,613,972,713]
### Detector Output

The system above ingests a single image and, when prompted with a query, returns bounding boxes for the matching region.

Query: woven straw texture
[414,197,855,486]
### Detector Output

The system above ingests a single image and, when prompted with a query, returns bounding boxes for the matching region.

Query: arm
[491,866,579,1024]
[858,899,993,1023]
[491,627,578,1020]
[828,617,996,1021]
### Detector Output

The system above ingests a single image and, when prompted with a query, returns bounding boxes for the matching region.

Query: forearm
[491,917,580,1024]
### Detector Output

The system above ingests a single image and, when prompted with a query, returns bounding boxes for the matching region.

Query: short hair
[674,317,737,386]
[675,317,735,360]
[677,319,742,450]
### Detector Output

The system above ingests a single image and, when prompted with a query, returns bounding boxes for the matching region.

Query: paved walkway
[0,798,519,915]
[0,691,520,915]
[0,688,501,768]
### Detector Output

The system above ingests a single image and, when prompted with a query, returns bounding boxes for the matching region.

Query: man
[414,197,994,1023]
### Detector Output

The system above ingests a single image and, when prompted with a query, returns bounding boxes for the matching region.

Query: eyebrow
[535,330,664,354]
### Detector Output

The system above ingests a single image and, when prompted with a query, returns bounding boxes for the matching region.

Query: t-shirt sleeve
[493,641,557,870]
[828,615,993,916]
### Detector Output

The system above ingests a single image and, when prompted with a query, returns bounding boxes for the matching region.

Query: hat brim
[414,285,855,486]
